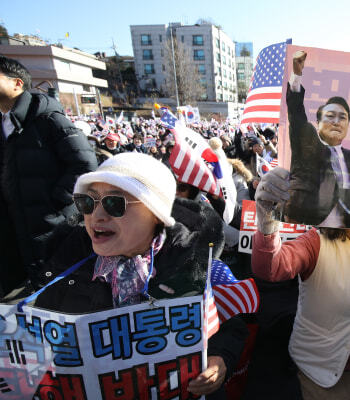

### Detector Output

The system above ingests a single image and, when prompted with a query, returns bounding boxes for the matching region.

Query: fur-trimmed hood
[227,158,253,182]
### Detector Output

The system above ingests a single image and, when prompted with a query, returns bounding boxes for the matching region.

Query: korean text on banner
[0,296,205,400]
[238,200,311,254]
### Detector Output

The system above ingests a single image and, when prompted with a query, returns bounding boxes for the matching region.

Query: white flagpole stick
[203,242,214,371]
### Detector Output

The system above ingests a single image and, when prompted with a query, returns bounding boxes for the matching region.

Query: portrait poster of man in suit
[277,45,350,228]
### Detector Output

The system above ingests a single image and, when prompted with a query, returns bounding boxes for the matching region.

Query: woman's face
[84,182,158,257]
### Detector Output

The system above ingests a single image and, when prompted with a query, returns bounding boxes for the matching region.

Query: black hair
[316,97,350,122]
[319,228,348,241]
[133,134,143,142]
[176,182,199,200]
[0,55,32,91]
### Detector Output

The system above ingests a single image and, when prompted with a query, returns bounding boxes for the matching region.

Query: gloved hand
[255,167,290,234]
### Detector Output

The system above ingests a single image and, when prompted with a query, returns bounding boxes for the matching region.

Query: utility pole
[170,25,180,107]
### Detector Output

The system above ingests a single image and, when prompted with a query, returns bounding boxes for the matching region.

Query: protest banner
[0,296,205,400]
[144,137,157,148]
[239,200,311,254]
[277,45,350,228]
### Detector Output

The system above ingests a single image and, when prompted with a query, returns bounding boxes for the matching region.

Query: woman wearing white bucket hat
[34,152,248,397]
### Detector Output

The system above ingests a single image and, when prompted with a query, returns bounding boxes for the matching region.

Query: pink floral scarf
[92,231,166,307]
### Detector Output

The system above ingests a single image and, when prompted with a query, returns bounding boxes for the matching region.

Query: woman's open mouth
[92,228,115,243]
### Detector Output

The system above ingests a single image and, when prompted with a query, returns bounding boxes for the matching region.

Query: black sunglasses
[73,194,141,217]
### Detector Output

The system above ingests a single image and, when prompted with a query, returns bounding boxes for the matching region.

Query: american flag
[205,260,260,338]
[269,158,279,168]
[161,111,221,196]
[241,40,291,125]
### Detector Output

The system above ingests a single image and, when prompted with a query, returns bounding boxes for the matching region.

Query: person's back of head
[0,55,32,91]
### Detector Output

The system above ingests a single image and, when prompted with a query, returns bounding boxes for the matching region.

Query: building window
[159,34,162,42]
[222,55,226,65]
[200,78,207,88]
[192,35,204,45]
[161,49,164,57]
[194,49,205,60]
[141,34,152,45]
[228,47,231,55]
[144,64,155,74]
[144,78,157,90]
[216,52,221,62]
[162,64,165,71]
[228,60,231,67]
[82,84,91,92]
[217,67,221,75]
[142,49,153,60]
[238,63,245,69]
[229,72,232,80]
[81,95,96,104]
[224,81,228,89]
[216,38,220,48]
[198,64,206,75]
[238,72,245,80]
[181,35,184,43]
[223,69,227,78]
[218,93,223,101]
[222,42,225,51]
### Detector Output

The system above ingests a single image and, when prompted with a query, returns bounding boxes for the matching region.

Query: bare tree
[163,37,206,106]
[0,23,9,38]
[195,18,222,29]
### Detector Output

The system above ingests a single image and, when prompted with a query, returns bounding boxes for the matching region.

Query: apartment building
[235,42,254,102]
[130,23,238,103]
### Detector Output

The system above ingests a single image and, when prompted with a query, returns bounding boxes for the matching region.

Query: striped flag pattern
[161,111,221,196]
[205,260,260,338]
[204,284,220,339]
[269,158,279,168]
[211,260,260,325]
[241,41,290,125]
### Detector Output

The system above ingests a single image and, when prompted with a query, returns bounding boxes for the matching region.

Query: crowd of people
[1,52,349,400]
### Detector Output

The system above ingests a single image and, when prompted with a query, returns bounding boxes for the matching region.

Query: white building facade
[0,44,108,114]
[130,23,237,103]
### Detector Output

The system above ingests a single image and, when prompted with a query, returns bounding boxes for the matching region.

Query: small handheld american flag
[204,258,260,339]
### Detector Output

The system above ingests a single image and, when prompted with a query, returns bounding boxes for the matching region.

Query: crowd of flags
[161,109,223,196]
[153,40,287,336]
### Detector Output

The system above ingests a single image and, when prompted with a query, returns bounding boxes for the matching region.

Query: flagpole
[203,242,214,370]
[170,25,180,108]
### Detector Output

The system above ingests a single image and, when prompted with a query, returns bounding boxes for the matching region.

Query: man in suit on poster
[284,51,350,228]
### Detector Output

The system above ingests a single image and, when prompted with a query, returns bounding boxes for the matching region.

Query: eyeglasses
[73,193,141,217]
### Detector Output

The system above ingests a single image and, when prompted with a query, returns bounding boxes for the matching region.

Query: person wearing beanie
[34,152,248,397]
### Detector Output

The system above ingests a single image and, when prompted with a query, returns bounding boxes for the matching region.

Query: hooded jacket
[0,91,97,290]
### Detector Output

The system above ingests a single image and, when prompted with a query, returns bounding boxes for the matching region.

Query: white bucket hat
[74,152,176,226]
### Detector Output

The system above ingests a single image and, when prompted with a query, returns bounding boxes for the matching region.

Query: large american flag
[241,40,291,125]
[161,111,221,196]
[205,260,260,338]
